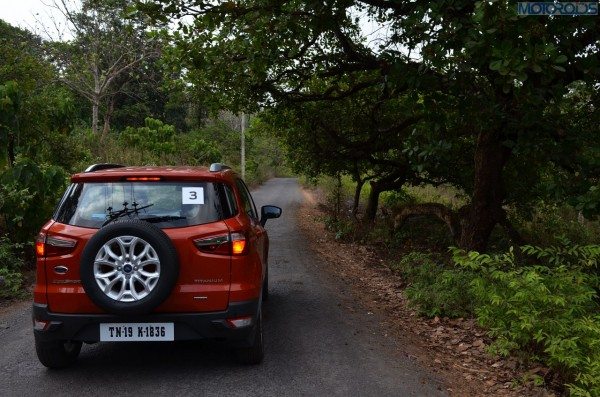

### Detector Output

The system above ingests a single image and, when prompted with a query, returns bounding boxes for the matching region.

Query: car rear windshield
[54,181,237,229]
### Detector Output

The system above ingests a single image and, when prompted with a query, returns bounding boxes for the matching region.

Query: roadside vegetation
[311,175,600,395]
[1,0,598,394]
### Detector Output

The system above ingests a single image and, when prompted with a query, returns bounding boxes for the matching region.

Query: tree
[49,0,160,134]
[260,79,421,220]
[141,0,600,250]
[0,20,77,168]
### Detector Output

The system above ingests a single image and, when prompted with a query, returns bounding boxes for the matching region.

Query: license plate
[99,323,174,342]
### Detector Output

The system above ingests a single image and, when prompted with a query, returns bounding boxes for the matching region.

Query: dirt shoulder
[296,187,555,397]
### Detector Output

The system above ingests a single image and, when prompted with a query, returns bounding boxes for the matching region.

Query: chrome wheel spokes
[93,236,161,302]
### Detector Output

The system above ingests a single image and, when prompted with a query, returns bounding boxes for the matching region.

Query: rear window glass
[55,182,222,229]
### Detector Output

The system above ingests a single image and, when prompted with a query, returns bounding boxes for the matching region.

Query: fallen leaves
[296,187,557,397]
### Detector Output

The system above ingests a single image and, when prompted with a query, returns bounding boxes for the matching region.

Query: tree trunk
[6,131,15,167]
[102,98,115,136]
[365,181,381,222]
[352,178,365,218]
[92,64,100,134]
[394,203,461,239]
[332,173,342,219]
[457,129,511,251]
[364,170,407,223]
[92,99,99,134]
[364,182,382,222]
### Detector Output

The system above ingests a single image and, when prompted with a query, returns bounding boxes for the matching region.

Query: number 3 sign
[182,187,204,204]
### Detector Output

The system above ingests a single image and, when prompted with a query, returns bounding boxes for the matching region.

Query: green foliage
[323,216,355,242]
[0,15,291,301]
[571,184,600,220]
[245,117,290,183]
[121,117,176,159]
[391,244,600,394]
[175,132,221,166]
[515,203,600,247]
[0,80,21,166]
[381,189,415,208]
[0,157,68,244]
[69,122,219,169]
[64,116,283,185]
[391,252,476,318]
[452,244,600,395]
[0,235,25,299]
[0,21,70,166]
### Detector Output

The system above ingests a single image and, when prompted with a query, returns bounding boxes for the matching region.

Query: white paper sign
[182,187,204,204]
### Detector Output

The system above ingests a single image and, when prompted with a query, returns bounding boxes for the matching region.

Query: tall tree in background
[140,0,599,251]
[0,20,75,167]
[50,0,159,134]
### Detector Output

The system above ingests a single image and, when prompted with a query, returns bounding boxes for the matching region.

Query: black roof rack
[209,163,231,172]
[84,163,126,173]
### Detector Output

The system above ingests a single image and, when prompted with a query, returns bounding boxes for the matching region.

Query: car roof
[71,166,238,183]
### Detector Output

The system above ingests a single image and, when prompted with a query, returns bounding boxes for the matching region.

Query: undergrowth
[390,252,475,318]
[0,236,25,299]
[389,242,600,396]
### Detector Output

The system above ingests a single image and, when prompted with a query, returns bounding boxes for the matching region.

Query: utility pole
[240,113,246,180]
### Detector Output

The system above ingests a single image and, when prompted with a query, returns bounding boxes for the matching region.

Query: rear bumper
[33,300,259,346]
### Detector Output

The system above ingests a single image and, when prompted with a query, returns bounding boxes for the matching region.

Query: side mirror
[260,205,282,226]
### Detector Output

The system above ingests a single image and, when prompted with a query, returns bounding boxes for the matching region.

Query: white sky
[0,0,74,39]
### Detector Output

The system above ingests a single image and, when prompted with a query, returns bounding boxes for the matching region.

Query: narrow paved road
[0,178,444,396]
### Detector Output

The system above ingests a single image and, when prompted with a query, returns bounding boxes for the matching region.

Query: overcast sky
[0,0,73,39]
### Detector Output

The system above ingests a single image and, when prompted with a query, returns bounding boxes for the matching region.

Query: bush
[323,216,355,241]
[515,202,600,246]
[120,117,177,162]
[0,235,24,299]
[0,157,68,245]
[175,132,222,166]
[453,243,600,395]
[391,251,476,318]
[395,244,600,394]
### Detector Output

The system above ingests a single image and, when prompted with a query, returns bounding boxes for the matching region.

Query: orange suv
[32,163,281,368]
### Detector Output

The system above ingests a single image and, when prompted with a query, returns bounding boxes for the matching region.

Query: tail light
[230,232,247,255]
[36,233,77,257]
[194,232,247,256]
[124,177,161,181]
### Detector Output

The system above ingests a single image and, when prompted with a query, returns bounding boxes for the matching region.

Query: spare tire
[80,220,179,315]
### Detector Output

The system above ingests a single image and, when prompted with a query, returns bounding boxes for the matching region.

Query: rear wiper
[102,202,154,227]
[139,215,186,223]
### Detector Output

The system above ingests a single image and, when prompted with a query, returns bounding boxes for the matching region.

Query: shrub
[175,132,222,166]
[452,244,600,395]
[515,202,600,246]
[323,216,355,241]
[0,157,68,246]
[120,117,177,162]
[0,235,24,299]
[391,251,476,318]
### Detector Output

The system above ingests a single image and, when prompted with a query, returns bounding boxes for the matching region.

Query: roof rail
[84,163,126,173]
[209,163,231,172]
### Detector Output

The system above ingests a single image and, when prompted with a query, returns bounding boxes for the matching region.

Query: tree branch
[393,203,461,240]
